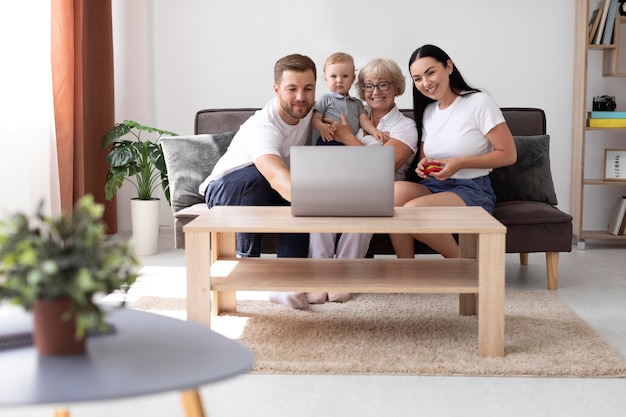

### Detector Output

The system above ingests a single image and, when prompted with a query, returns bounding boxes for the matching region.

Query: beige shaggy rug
[132,291,626,377]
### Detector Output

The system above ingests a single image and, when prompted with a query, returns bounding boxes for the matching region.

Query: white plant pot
[130,198,160,256]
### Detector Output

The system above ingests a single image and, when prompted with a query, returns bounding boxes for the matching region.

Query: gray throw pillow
[489,135,558,205]
[160,131,237,212]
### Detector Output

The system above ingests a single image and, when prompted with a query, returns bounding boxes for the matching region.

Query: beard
[279,100,313,121]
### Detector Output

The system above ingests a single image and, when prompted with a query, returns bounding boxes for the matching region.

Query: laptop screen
[290,146,395,217]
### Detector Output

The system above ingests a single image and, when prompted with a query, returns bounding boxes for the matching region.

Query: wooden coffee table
[184,206,506,357]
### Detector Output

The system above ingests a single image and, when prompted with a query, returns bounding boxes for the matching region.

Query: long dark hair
[405,44,480,181]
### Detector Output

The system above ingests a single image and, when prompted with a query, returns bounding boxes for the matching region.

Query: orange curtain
[51,0,117,233]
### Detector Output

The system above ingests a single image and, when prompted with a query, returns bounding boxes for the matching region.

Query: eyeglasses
[362,81,393,92]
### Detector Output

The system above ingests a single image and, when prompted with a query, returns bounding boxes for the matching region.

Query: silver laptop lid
[290,146,395,217]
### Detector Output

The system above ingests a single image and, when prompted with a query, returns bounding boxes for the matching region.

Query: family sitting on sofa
[198,45,518,310]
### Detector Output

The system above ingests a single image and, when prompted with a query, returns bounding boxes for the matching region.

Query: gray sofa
[161,107,573,290]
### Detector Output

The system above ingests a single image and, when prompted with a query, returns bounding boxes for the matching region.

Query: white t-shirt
[422,92,505,180]
[198,98,313,195]
[358,105,418,180]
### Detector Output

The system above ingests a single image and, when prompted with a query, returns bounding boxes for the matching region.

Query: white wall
[111,0,601,232]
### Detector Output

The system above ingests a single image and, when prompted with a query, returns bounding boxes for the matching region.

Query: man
[199,53,317,309]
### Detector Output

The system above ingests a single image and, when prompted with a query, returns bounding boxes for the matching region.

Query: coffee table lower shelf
[210,257,480,319]
[211,258,478,293]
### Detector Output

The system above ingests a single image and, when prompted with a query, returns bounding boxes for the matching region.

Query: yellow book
[588,118,626,127]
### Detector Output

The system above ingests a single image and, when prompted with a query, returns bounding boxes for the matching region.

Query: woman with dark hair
[391,44,517,259]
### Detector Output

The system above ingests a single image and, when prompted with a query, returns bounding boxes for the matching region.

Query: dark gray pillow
[489,135,558,205]
[160,131,237,212]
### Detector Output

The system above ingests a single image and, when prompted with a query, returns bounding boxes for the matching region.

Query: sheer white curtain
[0,2,61,218]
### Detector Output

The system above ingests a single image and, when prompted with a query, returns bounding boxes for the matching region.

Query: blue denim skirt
[419,176,496,214]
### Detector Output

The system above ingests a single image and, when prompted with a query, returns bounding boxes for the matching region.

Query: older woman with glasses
[305,57,419,305]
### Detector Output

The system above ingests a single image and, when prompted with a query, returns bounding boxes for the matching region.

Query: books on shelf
[602,0,620,44]
[607,195,626,235]
[589,111,626,118]
[587,110,626,126]
[589,8,603,43]
[588,118,626,127]
[594,0,611,44]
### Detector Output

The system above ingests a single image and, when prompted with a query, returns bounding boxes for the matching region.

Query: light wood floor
[1,230,625,417]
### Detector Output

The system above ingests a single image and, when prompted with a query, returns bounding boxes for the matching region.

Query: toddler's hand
[372,130,390,144]
[319,123,335,141]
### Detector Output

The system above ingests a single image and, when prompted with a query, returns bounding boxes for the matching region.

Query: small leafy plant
[0,195,140,338]
[101,120,178,203]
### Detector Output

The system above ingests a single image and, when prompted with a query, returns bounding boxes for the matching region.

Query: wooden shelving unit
[604,16,626,75]
[571,0,626,248]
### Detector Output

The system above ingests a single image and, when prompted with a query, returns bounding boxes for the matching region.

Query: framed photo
[604,149,626,180]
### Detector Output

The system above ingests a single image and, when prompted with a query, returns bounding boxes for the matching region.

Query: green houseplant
[101,120,178,255]
[0,195,139,354]
[101,120,178,203]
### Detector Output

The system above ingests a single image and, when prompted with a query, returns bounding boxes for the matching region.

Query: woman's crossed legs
[390,180,465,259]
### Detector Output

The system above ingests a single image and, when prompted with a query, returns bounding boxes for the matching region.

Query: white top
[422,92,504,179]
[199,98,313,195]
[358,105,418,180]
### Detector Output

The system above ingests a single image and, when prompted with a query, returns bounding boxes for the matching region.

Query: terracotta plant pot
[32,298,86,355]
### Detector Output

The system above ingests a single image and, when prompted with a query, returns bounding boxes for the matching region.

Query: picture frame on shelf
[604,148,626,180]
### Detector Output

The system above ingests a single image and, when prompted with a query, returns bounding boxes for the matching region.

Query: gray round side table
[0,308,254,417]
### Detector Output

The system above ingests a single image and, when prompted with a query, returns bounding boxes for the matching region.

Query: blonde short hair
[356,58,406,100]
[323,52,356,73]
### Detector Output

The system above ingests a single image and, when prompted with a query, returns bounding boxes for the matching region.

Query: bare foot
[328,293,351,302]
[306,292,328,304]
[269,292,309,309]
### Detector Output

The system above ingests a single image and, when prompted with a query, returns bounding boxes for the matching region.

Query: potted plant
[0,195,139,355]
[101,120,178,255]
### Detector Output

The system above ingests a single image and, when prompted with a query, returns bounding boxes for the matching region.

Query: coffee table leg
[477,233,505,357]
[211,232,238,315]
[180,390,206,417]
[459,294,477,316]
[185,231,212,326]
[458,234,477,316]
[212,291,237,315]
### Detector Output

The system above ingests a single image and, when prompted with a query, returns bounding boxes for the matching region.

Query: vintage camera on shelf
[592,95,617,111]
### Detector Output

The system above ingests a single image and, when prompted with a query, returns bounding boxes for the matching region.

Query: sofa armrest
[173,203,210,249]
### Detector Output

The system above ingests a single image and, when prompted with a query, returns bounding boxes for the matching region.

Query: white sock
[269,292,309,309]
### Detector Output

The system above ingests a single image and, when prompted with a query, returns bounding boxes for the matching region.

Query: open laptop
[290,146,395,217]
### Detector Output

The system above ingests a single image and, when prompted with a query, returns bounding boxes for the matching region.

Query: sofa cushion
[489,135,558,205]
[494,201,573,253]
[161,131,237,213]
[494,201,572,225]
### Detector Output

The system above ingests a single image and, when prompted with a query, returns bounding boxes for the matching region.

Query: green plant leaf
[124,120,178,137]
[101,120,177,204]
[0,195,140,339]
[101,123,132,148]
